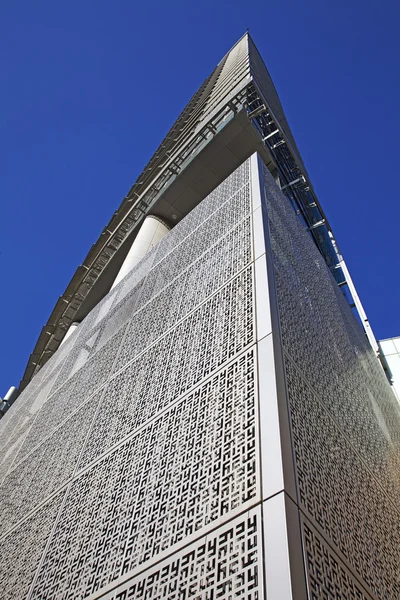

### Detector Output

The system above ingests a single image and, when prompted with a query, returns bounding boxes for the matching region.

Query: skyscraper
[0,33,399,600]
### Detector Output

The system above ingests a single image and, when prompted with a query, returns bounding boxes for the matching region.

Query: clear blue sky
[1,0,399,396]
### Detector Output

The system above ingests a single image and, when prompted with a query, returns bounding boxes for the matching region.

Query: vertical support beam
[250,152,297,501]
[3,386,17,405]
[111,216,170,290]
[250,152,307,600]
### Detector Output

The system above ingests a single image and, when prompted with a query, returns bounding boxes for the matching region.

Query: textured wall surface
[1,155,399,599]
[264,164,400,600]
[0,158,271,600]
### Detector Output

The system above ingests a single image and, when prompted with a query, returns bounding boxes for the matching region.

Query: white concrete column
[0,386,18,416]
[4,386,17,405]
[60,321,80,346]
[111,216,170,289]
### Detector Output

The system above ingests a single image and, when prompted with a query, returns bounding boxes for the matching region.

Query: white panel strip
[252,206,266,260]
[254,255,272,341]
[111,217,170,290]
[263,492,293,600]
[250,152,262,211]
[258,334,284,499]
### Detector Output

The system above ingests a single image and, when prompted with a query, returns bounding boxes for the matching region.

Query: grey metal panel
[30,348,260,598]
[15,325,128,463]
[4,150,398,600]
[286,358,399,599]
[0,492,65,600]
[263,161,400,599]
[2,158,286,599]
[93,508,263,600]
[301,517,374,600]
[0,392,99,538]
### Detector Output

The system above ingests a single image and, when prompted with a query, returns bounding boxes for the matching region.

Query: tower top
[18,32,358,389]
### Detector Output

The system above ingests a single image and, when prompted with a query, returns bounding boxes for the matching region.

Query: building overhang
[20,107,275,391]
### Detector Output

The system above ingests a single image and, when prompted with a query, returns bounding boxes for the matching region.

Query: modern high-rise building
[0,33,399,600]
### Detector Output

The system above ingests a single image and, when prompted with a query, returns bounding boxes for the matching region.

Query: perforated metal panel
[0,493,64,600]
[16,325,128,463]
[0,158,276,599]
[285,358,399,599]
[301,518,372,600]
[31,349,259,599]
[4,154,397,600]
[263,164,400,600]
[0,342,70,483]
[100,508,262,600]
[0,393,99,537]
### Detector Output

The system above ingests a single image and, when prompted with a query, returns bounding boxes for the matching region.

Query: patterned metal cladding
[100,508,262,600]
[263,165,400,600]
[0,493,65,600]
[31,349,258,599]
[0,159,267,599]
[301,518,372,600]
[3,153,399,600]
[0,393,99,537]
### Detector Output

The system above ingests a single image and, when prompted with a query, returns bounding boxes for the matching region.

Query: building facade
[0,34,399,600]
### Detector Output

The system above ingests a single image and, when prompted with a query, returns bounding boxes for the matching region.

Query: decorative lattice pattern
[263,164,400,600]
[78,335,170,468]
[80,264,254,466]
[0,392,100,538]
[31,349,258,599]
[0,159,261,599]
[286,358,400,600]
[104,508,261,600]
[0,379,52,484]
[16,326,127,463]
[112,208,252,373]
[302,519,371,600]
[139,183,251,306]
[0,344,69,483]
[264,166,400,497]
[152,159,250,267]
[0,492,64,600]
